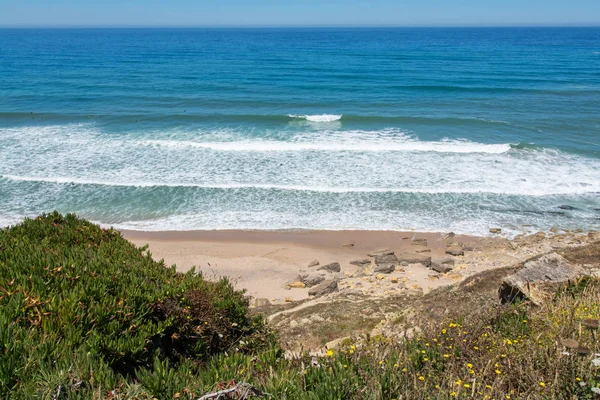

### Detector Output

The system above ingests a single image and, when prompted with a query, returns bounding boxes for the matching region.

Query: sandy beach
[122,228,550,303]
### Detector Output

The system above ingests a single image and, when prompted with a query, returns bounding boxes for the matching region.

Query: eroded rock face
[308,279,339,296]
[500,253,585,305]
[317,262,341,273]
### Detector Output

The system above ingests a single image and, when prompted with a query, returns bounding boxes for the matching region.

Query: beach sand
[122,229,522,303]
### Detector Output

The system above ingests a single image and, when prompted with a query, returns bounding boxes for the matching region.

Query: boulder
[367,249,394,257]
[415,248,431,253]
[308,260,320,268]
[349,258,371,267]
[302,273,326,287]
[434,256,455,266]
[446,246,464,256]
[374,263,395,274]
[489,228,502,234]
[308,279,338,297]
[374,253,399,264]
[412,238,428,246]
[499,253,586,305]
[396,253,431,267]
[254,298,271,307]
[287,281,306,289]
[317,262,341,273]
[431,262,453,274]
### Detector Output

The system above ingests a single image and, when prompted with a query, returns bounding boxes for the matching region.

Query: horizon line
[1,24,599,29]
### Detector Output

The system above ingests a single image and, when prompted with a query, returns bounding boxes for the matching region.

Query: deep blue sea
[1,28,599,235]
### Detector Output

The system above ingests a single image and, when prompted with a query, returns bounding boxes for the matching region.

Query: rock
[428,272,440,280]
[254,298,271,307]
[401,326,422,339]
[435,256,455,266]
[500,253,586,305]
[376,273,386,280]
[400,261,409,267]
[396,253,432,267]
[489,228,502,234]
[287,281,306,289]
[431,262,453,274]
[284,297,294,303]
[374,263,395,274]
[412,238,428,246]
[374,253,399,264]
[302,273,326,287]
[367,249,394,257]
[289,320,299,328]
[308,279,339,297]
[308,260,320,268]
[317,262,341,273]
[391,277,399,283]
[342,243,355,248]
[415,248,431,253]
[349,258,371,267]
[446,246,464,256]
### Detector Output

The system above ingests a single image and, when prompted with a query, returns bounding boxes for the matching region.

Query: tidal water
[1,28,599,235]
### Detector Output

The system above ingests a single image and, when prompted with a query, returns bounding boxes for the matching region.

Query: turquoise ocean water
[0,28,599,235]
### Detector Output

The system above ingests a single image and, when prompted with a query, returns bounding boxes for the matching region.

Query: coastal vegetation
[1,213,598,399]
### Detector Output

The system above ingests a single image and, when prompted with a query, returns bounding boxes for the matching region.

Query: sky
[1,0,599,28]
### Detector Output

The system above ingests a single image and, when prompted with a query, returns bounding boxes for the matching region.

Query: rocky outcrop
[317,262,341,273]
[445,246,464,256]
[367,249,394,257]
[350,258,371,267]
[431,262,453,274]
[396,253,431,267]
[499,253,585,305]
[374,253,399,265]
[302,272,326,287]
[308,279,338,297]
[412,238,428,246]
[374,263,395,274]
[489,228,502,234]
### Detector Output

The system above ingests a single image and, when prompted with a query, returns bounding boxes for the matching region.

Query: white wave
[3,174,599,196]
[288,114,342,122]
[138,138,511,154]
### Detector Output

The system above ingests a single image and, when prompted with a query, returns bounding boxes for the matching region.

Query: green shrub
[0,212,275,398]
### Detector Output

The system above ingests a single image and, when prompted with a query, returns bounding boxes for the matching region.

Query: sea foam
[288,114,343,122]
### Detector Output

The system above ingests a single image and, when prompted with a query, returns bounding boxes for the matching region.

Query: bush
[0,212,275,398]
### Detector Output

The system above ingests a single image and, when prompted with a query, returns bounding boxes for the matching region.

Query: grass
[1,213,598,399]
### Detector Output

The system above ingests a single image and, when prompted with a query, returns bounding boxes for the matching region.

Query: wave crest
[288,114,342,122]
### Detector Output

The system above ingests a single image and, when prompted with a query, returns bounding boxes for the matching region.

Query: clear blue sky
[1,0,599,27]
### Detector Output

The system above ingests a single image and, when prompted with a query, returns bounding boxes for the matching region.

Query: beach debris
[445,246,464,256]
[308,279,339,297]
[307,260,320,268]
[301,272,326,288]
[489,228,502,234]
[431,262,453,274]
[317,262,341,273]
[412,238,428,246]
[349,258,371,266]
[342,243,355,247]
[499,253,585,305]
[367,249,394,257]
[396,253,432,267]
[374,263,395,274]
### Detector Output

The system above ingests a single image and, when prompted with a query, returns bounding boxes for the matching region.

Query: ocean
[0,27,599,236]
